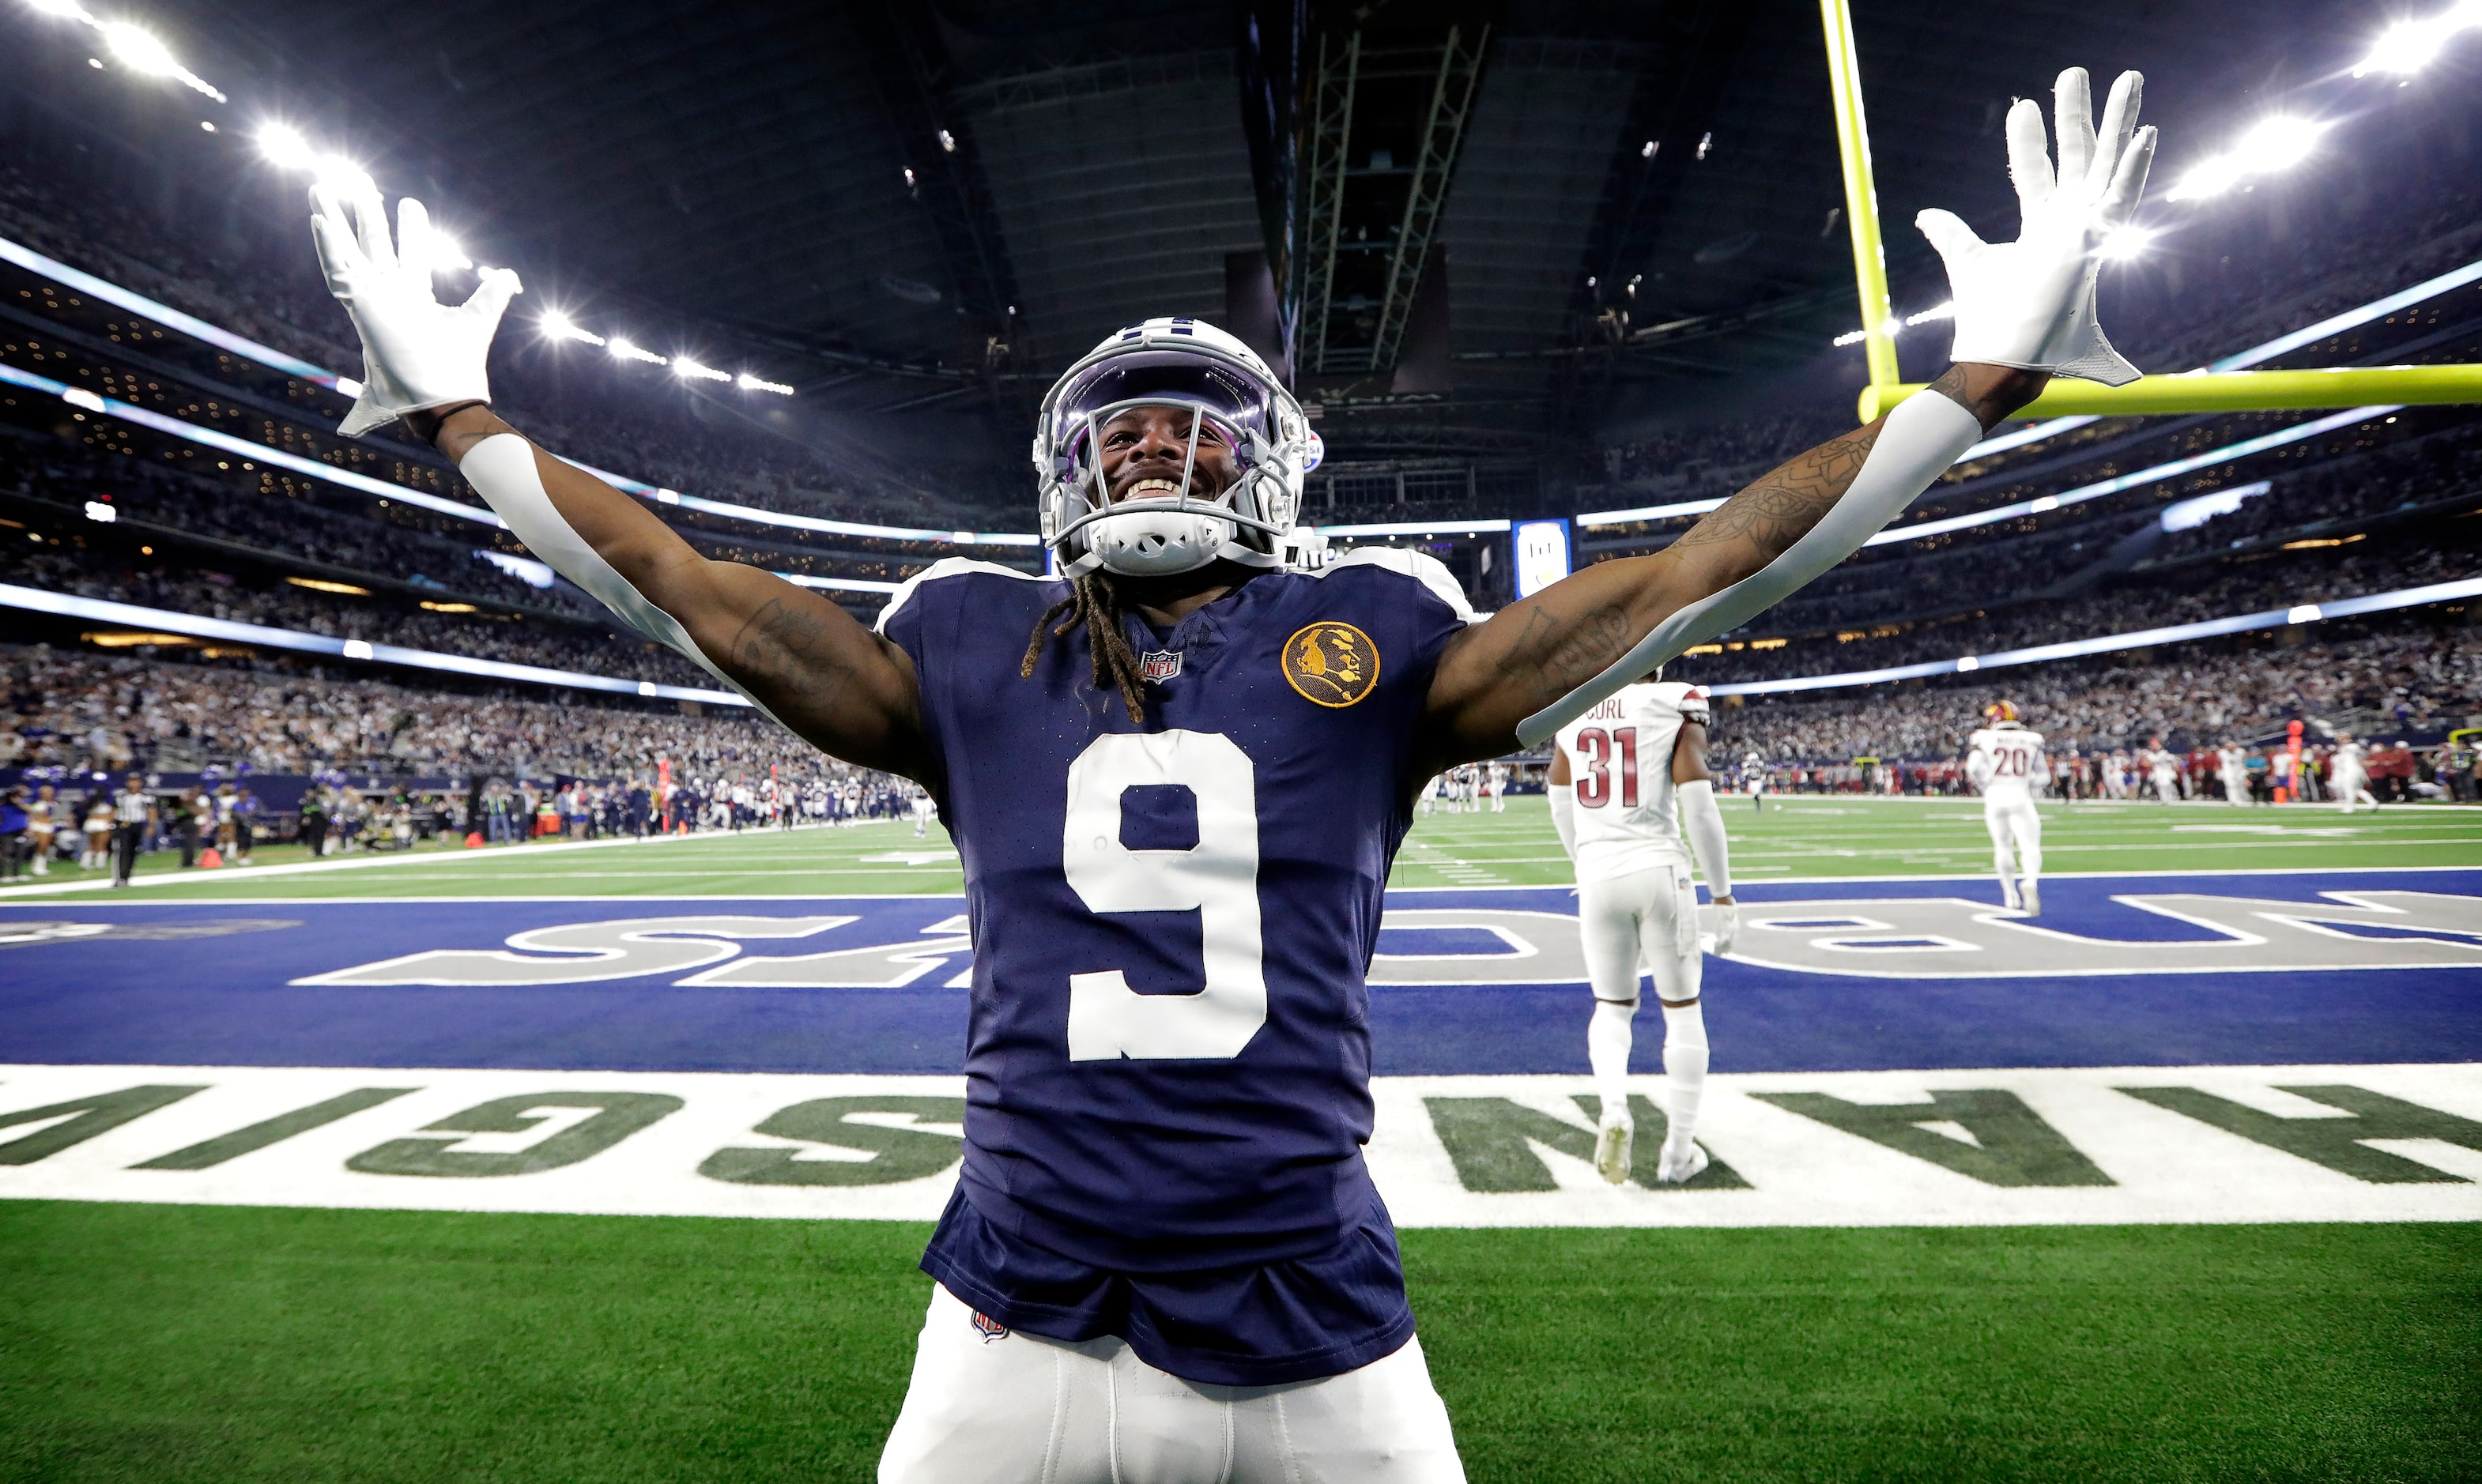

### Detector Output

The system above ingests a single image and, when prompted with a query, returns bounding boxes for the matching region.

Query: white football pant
[879,1285,1465,1484]
[2336,772,2378,812]
[1574,864,1709,1150]
[2152,774,2178,805]
[1984,796,2043,902]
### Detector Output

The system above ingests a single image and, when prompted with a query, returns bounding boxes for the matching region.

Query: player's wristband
[1516,392,1982,746]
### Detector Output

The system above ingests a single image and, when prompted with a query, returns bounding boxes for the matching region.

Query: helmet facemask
[1035,322,1318,580]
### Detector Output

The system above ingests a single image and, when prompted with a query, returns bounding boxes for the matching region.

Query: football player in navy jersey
[307,67,2156,1482]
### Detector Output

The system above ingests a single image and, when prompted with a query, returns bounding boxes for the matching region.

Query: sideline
[0,819,932,900]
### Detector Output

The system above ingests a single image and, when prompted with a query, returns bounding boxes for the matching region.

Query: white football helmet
[1033,317,1326,578]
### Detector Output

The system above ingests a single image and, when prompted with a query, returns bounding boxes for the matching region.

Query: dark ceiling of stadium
[157,0,2345,476]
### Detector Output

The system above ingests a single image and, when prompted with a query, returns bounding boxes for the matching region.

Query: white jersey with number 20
[1555,681,1707,882]
[1968,724,2047,804]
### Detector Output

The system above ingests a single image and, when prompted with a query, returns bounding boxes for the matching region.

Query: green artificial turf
[2,1202,2473,1482]
[10,795,2479,901]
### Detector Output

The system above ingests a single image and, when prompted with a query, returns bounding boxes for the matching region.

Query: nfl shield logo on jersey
[1141,649,1183,683]
[971,1310,1010,1343]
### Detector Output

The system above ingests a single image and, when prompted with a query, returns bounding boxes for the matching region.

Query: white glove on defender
[1916,68,2156,386]
[310,186,521,437]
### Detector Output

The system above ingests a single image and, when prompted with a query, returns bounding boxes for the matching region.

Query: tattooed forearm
[1491,601,1632,699]
[1671,420,1884,570]
[726,596,859,703]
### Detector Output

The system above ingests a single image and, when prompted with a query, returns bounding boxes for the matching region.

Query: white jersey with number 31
[1555,681,1707,881]
[1968,724,2047,804]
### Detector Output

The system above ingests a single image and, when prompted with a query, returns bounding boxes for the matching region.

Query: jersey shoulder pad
[1967,728,1994,748]
[1311,547,1476,623]
[1651,680,1710,721]
[874,556,1051,635]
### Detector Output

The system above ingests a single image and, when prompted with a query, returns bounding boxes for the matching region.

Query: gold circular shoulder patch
[1282,621,1380,707]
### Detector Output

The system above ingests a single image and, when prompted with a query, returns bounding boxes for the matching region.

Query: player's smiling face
[1096,404,1239,505]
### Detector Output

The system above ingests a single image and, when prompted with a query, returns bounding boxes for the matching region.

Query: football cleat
[1656,1134,1710,1185]
[2002,887,2024,911]
[2022,881,2042,917]
[1594,1109,1634,1186]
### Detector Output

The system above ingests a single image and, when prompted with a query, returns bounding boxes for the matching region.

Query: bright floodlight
[2356,4,2481,75]
[2165,153,2246,202]
[541,311,605,347]
[257,122,316,171]
[2096,225,2154,261]
[99,20,226,100]
[608,338,667,366]
[26,0,95,19]
[737,372,795,395]
[1904,301,1955,326]
[2235,117,2323,172]
[673,357,732,383]
[102,21,176,73]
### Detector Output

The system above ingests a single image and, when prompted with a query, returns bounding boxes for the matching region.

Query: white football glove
[1917,68,2156,386]
[310,185,521,437]
[1710,901,1737,957]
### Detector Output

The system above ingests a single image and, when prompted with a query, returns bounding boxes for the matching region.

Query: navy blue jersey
[878,548,1472,1381]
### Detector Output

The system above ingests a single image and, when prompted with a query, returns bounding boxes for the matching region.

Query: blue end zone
[2,870,2476,1075]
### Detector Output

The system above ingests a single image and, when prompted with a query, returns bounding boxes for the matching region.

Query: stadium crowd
[1714,621,2480,765]
[1,642,823,777]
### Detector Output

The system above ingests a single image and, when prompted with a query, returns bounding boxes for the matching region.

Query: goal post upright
[1817,0,2482,424]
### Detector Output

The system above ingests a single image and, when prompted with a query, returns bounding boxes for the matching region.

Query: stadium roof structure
[14,0,2387,481]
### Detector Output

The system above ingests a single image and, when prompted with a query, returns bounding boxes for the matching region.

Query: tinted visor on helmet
[1050,349,1272,476]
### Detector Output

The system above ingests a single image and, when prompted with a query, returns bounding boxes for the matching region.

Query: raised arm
[309,185,926,778]
[1416,66,2154,769]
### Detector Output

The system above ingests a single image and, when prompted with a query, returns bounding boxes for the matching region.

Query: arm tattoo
[726,597,858,706]
[1673,420,1884,564]
[1492,601,1632,697]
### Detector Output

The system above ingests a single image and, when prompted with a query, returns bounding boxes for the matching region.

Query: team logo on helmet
[1984,700,2020,723]
[1140,649,1183,683]
[971,1310,1009,1343]
[1282,622,1379,708]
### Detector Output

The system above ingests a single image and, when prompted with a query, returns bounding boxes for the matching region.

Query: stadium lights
[673,357,731,384]
[2356,1,2482,75]
[255,122,315,170]
[1832,314,1907,348]
[1903,302,1954,326]
[539,311,605,347]
[607,337,667,366]
[2096,225,2154,261]
[737,371,794,395]
[2165,116,2326,202]
[23,2,228,102]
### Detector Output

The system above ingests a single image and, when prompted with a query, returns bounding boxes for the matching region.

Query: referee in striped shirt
[110,775,155,888]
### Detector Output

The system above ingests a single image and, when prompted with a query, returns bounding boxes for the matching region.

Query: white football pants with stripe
[879,1285,1465,1484]
[1985,796,2043,899]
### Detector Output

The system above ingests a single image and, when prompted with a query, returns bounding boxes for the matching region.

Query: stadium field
[3,799,2478,1480]
[6,793,2480,899]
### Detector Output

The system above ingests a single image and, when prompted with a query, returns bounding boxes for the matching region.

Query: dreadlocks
[1020,571,1150,724]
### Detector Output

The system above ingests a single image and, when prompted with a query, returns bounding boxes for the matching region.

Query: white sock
[1588,1000,1636,1124]
[1661,1000,1709,1143]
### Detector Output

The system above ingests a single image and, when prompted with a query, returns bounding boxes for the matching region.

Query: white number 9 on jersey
[1061,730,1267,1060]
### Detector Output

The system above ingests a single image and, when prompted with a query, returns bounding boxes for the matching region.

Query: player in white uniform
[1966,701,2046,915]
[2330,734,2379,813]
[1486,761,1509,812]
[2142,736,2182,805]
[1548,676,1736,1187]
[1741,750,1767,810]
[2216,741,2250,805]
[911,785,938,838]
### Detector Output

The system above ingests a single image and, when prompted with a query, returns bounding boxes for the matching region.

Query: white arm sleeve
[1676,779,1732,898]
[1966,748,1994,791]
[1517,391,1982,745]
[1548,782,1577,859]
[458,433,741,693]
